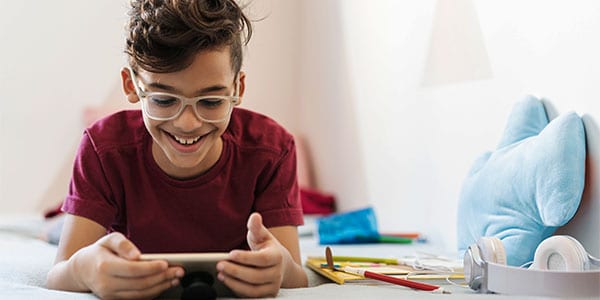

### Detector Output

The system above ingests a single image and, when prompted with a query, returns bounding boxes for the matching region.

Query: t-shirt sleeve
[61,132,117,229]
[254,138,304,228]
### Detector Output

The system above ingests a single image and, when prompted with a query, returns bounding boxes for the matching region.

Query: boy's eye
[149,95,178,107]
[197,98,224,108]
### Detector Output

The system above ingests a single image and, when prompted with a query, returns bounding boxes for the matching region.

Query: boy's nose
[172,105,203,130]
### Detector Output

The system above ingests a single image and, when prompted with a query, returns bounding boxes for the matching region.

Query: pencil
[377,235,414,244]
[330,256,400,265]
[379,232,421,239]
[342,266,449,294]
[354,235,414,244]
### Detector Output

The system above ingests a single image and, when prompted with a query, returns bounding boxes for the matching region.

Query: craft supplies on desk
[321,247,451,293]
[305,255,464,285]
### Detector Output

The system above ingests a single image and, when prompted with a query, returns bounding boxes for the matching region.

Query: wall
[333,0,600,251]
[0,1,128,214]
[242,0,302,132]
[297,0,370,211]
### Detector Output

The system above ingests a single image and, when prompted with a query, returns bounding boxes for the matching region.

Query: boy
[45,0,308,298]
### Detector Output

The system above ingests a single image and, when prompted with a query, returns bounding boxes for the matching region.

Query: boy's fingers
[110,265,179,290]
[99,232,141,260]
[218,272,278,298]
[106,259,169,277]
[225,248,279,268]
[112,276,176,299]
[217,259,278,284]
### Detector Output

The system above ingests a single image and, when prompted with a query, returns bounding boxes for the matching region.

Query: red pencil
[379,232,421,239]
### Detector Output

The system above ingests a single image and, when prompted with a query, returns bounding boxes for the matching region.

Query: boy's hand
[217,213,294,298]
[71,232,184,300]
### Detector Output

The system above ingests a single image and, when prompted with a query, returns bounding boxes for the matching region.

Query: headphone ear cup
[531,235,590,271]
[477,236,507,265]
[464,243,487,290]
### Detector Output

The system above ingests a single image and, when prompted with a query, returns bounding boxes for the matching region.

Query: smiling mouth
[170,133,203,145]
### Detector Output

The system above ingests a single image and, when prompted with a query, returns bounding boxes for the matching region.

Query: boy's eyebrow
[146,82,228,94]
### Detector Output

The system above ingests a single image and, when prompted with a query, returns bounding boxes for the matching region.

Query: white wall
[333,0,600,251]
[242,0,302,132]
[297,1,370,211]
[0,1,128,214]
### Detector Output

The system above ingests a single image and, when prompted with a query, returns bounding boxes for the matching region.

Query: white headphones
[463,235,600,297]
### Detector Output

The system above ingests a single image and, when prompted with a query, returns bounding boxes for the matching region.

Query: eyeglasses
[127,67,240,122]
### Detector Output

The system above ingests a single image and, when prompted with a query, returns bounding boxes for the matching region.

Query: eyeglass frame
[127,66,241,123]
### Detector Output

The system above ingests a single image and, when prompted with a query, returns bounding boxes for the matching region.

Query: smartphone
[140,252,234,298]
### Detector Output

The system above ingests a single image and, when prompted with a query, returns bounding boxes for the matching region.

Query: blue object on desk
[317,207,379,244]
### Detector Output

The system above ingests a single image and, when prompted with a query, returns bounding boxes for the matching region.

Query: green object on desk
[377,235,413,244]
[354,234,414,244]
[331,255,399,265]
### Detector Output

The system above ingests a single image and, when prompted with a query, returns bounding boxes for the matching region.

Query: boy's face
[121,49,245,179]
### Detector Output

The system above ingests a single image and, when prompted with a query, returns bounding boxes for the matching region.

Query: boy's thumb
[100,232,140,260]
[246,212,272,250]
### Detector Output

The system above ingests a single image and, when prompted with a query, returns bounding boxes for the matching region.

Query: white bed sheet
[0,215,581,300]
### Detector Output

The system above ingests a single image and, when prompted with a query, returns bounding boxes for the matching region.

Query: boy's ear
[236,71,246,106]
[120,67,140,104]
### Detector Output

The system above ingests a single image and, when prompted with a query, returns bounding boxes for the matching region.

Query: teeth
[173,135,201,145]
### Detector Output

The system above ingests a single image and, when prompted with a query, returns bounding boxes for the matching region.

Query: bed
[2,215,593,300]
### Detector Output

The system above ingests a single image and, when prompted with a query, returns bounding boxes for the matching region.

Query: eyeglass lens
[145,94,232,121]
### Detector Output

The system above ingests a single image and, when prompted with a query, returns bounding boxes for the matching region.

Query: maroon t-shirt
[62,108,303,253]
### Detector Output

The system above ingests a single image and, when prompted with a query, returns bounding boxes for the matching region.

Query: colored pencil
[342,266,449,293]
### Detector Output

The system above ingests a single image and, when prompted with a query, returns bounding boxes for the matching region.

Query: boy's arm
[46,214,108,291]
[268,225,308,288]
[46,214,183,299]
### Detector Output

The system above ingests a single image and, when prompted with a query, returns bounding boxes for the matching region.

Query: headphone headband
[464,235,600,297]
[486,261,600,297]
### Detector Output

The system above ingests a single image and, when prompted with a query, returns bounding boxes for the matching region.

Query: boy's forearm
[46,258,88,292]
[281,260,308,288]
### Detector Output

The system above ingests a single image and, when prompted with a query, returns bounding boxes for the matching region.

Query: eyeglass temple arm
[126,66,145,96]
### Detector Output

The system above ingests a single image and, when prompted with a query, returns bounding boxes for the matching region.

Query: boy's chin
[170,157,207,170]
[160,152,211,177]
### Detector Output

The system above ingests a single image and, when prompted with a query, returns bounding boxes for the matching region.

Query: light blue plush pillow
[457,95,586,266]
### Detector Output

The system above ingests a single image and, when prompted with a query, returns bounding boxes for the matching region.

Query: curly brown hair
[125,0,252,73]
